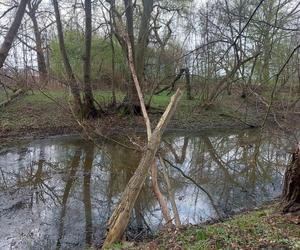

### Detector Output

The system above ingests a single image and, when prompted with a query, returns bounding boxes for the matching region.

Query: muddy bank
[1,88,299,142]
[0,111,260,142]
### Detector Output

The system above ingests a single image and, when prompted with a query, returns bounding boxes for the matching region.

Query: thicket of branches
[0,0,300,248]
[0,0,299,115]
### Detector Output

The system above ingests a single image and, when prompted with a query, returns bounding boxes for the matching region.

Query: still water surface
[0,129,292,249]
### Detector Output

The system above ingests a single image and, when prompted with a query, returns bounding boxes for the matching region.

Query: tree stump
[281,144,300,213]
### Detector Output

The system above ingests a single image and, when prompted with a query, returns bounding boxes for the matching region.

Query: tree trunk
[83,0,97,118]
[119,0,153,114]
[109,10,116,106]
[121,0,140,114]
[281,144,300,213]
[28,1,48,85]
[102,89,182,249]
[135,0,154,87]
[52,0,83,115]
[0,0,29,69]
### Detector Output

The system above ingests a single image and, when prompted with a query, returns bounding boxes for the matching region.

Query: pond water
[0,129,293,249]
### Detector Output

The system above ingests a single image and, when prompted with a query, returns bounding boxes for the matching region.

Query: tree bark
[102,89,182,248]
[52,0,83,115]
[135,0,154,87]
[281,144,300,213]
[108,7,116,106]
[0,0,29,69]
[119,0,153,114]
[120,0,140,113]
[83,0,97,117]
[27,1,48,85]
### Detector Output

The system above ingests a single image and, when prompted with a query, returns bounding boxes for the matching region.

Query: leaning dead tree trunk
[102,89,182,248]
[102,22,183,247]
[281,143,300,213]
[0,0,29,69]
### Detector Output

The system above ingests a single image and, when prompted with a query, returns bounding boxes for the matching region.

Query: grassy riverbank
[110,204,300,250]
[0,88,268,139]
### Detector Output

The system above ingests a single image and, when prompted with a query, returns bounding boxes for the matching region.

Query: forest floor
[110,203,300,250]
[1,86,298,141]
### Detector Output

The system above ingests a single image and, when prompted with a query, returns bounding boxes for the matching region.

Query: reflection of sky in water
[0,130,293,249]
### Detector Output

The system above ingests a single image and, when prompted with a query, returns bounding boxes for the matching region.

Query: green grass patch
[121,206,300,249]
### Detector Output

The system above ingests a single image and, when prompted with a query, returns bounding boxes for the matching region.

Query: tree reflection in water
[0,129,292,249]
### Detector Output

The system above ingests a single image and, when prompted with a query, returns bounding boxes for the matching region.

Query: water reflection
[0,129,292,249]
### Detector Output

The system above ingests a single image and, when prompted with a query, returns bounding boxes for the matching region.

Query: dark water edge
[0,128,294,249]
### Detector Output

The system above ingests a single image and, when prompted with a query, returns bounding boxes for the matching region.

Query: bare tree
[27,0,48,84]
[0,0,30,69]
[102,23,183,247]
[52,0,83,115]
[82,0,97,117]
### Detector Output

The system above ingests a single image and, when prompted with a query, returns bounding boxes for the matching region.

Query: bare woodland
[0,0,300,248]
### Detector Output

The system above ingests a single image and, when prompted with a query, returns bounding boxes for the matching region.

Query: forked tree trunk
[102,22,183,248]
[0,0,29,69]
[119,0,153,114]
[102,89,182,249]
[281,144,300,213]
